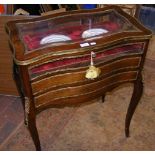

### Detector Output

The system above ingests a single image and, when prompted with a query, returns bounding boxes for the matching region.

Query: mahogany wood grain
[31,57,140,95]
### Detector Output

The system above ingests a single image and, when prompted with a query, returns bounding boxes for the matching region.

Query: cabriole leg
[125,73,143,137]
[25,97,41,151]
[101,95,105,103]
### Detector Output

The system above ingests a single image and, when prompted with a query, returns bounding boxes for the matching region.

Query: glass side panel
[16,10,139,52]
[29,43,144,79]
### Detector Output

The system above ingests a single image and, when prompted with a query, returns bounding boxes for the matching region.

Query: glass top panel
[16,10,139,52]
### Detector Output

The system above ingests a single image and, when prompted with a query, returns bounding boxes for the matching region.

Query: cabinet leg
[24,98,41,151]
[125,74,143,137]
[101,95,105,103]
[27,119,41,151]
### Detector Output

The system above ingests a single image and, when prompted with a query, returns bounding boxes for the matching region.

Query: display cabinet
[6,6,152,150]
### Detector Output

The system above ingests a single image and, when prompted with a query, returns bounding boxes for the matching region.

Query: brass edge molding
[29,49,141,72]
[35,78,137,107]
[13,38,149,66]
[32,57,140,85]
[31,53,142,81]
[32,56,141,85]
[28,42,144,69]
[35,70,138,99]
[32,67,140,96]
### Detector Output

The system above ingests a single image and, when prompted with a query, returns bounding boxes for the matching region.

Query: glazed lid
[15,8,140,52]
[6,5,152,62]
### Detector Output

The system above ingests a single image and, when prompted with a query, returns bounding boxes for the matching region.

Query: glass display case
[16,9,138,52]
[6,5,152,150]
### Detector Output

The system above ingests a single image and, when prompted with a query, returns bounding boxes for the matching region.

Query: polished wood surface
[6,6,152,150]
[31,56,141,94]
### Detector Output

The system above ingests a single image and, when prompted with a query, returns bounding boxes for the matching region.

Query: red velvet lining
[23,21,120,51]
[31,43,143,75]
